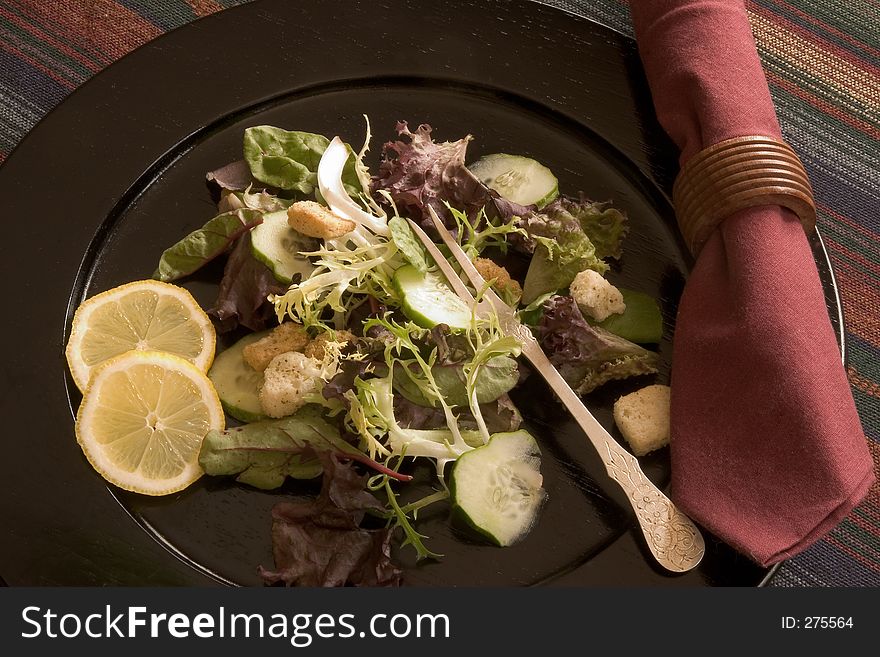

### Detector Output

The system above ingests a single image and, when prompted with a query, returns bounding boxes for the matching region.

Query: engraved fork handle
[517,333,705,573]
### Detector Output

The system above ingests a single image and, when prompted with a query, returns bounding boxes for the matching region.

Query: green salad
[152,119,664,586]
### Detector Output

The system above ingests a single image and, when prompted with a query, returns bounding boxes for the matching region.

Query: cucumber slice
[450,430,547,547]
[595,288,664,344]
[393,264,473,330]
[250,210,316,284]
[208,331,269,423]
[468,153,559,208]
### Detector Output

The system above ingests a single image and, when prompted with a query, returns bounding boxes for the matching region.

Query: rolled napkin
[629,0,874,565]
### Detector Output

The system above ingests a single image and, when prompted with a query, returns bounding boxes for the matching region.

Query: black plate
[0,0,841,586]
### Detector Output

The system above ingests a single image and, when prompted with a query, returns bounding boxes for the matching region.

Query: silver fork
[405,208,705,573]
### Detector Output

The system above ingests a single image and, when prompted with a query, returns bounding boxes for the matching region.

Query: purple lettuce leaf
[472,393,524,434]
[393,394,447,430]
[206,159,261,192]
[394,393,523,434]
[537,294,659,394]
[322,334,394,406]
[208,232,286,333]
[371,121,531,231]
[259,452,402,587]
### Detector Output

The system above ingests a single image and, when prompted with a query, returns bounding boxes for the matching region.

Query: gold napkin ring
[672,135,817,256]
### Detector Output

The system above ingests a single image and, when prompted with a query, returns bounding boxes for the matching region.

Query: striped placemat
[1,0,877,587]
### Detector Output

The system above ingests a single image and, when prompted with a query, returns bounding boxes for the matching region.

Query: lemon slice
[66,280,215,392]
[76,351,225,495]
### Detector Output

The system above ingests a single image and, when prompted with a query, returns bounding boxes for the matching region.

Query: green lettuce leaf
[393,355,519,408]
[153,208,263,282]
[388,215,428,272]
[199,405,406,490]
[243,126,360,195]
[517,291,555,326]
[520,202,607,304]
[557,197,628,260]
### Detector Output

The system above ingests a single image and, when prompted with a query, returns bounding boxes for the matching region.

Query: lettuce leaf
[392,393,446,430]
[208,232,286,333]
[243,126,360,196]
[388,215,428,272]
[520,202,607,304]
[392,355,519,407]
[199,405,408,489]
[555,196,628,260]
[595,288,664,344]
[423,323,474,365]
[206,159,258,192]
[515,195,628,302]
[395,393,523,434]
[473,394,523,434]
[321,332,396,407]
[537,294,660,394]
[258,452,402,587]
[372,121,531,231]
[153,208,263,282]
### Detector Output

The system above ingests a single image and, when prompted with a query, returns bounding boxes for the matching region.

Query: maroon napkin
[629,0,874,565]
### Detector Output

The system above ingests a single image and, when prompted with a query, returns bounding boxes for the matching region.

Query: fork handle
[520,341,705,572]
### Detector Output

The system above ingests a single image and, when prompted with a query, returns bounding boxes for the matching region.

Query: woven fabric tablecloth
[1,0,877,587]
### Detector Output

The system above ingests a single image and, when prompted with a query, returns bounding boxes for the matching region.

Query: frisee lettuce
[448,205,526,259]
[341,310,522,478]
[347,317,479,472]
[356,461,449,562]
[272,237,402,330]
[271,127,402,330]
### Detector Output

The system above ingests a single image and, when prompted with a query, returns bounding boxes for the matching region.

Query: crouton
[242,322,310,371]
[570,269,625,322]
[259,351,324,418]
[613,384,671,456]
[474,258,523,305]
[303,329,356,360]
[287,200,356,239]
